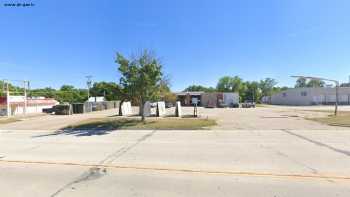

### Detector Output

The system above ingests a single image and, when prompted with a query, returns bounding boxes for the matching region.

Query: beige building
[176,92,239,107]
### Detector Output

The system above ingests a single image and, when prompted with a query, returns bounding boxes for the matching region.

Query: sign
[191,98,198,105]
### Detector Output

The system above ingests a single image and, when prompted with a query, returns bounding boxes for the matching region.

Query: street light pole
[6,81,10,117]
[23,81,27,115]
[335,81,339,116]
[291,75,339,116]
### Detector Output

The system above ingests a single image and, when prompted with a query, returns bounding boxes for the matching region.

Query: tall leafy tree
[295,77,326,88]
[159,75,176,103]
[295,77,307,88]
[116,50,163,121]
[184,85,216,92]
[243,81,261,102]
[307,79,325,87]
[216,76,243,92]
[56,85,87,103]
[90,82,121,101]
[259,78,277,97]
[30,87,57,99]
[231,76,244,92]
[216,76,233,92]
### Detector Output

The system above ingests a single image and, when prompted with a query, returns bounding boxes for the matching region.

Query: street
[1,129,350,196]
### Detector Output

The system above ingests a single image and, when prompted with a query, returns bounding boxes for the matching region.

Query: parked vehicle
[241,101,256,108]
[230,103,240,108]
[53,104,73,115]
[205,101,216,108]
[218,101,228,108]
[42,108,54,114]
[165,102,174,108]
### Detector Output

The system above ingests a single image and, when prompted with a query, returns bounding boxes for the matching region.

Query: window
[301,91,307,96]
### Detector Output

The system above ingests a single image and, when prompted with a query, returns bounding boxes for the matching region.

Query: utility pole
[335,81,339,116]
[23,81,27,115]
[86,75,93,100]
[2,79,5,93]
[6,81,10,117]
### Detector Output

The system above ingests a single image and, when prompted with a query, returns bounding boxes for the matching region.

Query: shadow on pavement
[283,129,350,157]
[32,119,141,138]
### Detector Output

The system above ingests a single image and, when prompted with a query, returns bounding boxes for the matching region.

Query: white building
[0,96,58,116]
[265,87,350,106]
[87,96,105,102]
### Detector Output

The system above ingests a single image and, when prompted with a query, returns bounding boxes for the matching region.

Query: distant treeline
[183,76,350,103]
[0,81,123,103]
[183,76,288,102]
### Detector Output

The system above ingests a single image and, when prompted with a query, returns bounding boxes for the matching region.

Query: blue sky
[1,0,350,91]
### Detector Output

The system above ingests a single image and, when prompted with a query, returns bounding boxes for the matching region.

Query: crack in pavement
[275,150,318,174]
[260,144,318,174]
[50,130,157,197]
[282,130,350,158]
[99,130,157,165]
[50,167,107,197]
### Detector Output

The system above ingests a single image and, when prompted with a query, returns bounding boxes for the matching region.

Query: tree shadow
[32,119,142,138]
[165,114,201,118]
[108,114,140,118]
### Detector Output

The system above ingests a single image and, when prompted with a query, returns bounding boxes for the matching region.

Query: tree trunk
[140,99,145,122]
[119,99,124,116]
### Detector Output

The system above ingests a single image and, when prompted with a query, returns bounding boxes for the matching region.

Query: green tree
[216,76,233,92]
[259,78,277,97]
[272,86,288,93]
[307,79,325,88]
[0,80,6,96]
[242,81,261,102]
[116,50,163,121]
[30,87,57,98]
[295,77,307,88]
[216,76,243,92]
[184,85,216,92]
[55,85,87,103]
[231,76,244,92]
[0,81,24,96]
[90,82,121,101]
[159,75,176,103]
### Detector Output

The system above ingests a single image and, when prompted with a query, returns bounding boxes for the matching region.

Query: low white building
[266,87,350,106]
[0,96,58,116]
[87,96,105,102]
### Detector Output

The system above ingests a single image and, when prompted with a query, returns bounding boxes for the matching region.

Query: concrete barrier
[121,101,132,116]
[156,101,166,117]
[175,101,182,117]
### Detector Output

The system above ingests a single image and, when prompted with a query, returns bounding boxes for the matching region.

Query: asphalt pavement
[1,129,350,197]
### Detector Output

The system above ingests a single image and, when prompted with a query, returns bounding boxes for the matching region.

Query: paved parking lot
[1,105,349,196]
[0,109,119,131]
[0,105,345,131]
[181,105,344,130]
